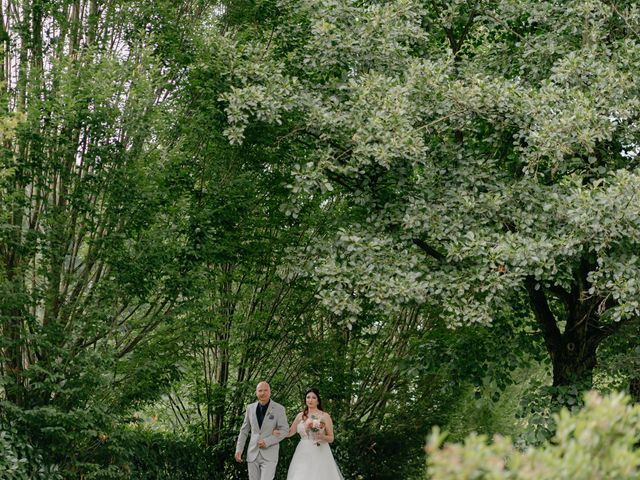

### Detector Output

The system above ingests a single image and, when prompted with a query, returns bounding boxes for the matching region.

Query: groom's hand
[234,452,243,462]
[258,439,266,448]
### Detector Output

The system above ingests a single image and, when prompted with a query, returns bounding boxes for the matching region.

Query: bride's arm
[318,414,334,443]
[275,412,303,438]
[286,412,303,438]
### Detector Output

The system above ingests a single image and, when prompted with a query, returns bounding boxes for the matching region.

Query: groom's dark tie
[256,401,269,429]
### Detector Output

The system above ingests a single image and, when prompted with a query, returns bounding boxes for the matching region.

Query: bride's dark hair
[302,387,323,420]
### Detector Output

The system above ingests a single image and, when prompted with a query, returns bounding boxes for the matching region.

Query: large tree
[221,0,640,388]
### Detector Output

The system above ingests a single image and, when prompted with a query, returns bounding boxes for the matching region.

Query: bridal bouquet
[305,416,325,446]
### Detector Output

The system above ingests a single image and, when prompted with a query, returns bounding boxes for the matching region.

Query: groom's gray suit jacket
[236,400,289,462]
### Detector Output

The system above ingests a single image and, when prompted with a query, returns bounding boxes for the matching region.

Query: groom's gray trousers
[248,452,278,480]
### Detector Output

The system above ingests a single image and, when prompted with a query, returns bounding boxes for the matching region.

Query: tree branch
[596,315,639,343]
[524,276,562,353]
[484,11,525,41]
[548,283,572,307]
[412,238,446,262]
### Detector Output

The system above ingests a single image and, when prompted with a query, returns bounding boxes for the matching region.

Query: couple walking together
[235,381,343,480]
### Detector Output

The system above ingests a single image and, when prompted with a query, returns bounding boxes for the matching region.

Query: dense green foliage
[0,0,638,478]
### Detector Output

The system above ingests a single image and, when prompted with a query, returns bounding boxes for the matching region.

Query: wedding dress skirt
[286,419,344,480]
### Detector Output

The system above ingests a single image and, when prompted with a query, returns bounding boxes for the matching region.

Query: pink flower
[306,418,322,431]
[305,416,325,446]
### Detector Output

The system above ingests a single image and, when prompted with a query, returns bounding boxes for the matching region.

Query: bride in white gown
[278,388,343,480]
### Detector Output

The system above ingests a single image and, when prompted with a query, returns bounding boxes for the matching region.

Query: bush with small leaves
[426,391,640,479]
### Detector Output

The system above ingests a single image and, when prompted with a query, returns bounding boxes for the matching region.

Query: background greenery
[0,0,639,479]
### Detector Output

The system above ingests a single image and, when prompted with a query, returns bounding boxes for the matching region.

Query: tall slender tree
[0,0,216,462]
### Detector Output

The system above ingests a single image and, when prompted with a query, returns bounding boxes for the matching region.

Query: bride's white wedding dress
[286,416,344,480]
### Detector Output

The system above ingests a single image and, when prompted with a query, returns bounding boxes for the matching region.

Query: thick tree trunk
[629,377,640,404]
[525,257,612,390]
[549,335,598,387]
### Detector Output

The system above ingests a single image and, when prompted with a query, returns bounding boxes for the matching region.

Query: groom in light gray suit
[235,381,289,480]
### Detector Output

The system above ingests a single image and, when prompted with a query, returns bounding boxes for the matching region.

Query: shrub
[426,391,640,479]
[0,425,62,480]
[74,427,217,479]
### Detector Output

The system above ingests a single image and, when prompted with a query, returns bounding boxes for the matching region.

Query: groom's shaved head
[256,381,271,404]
